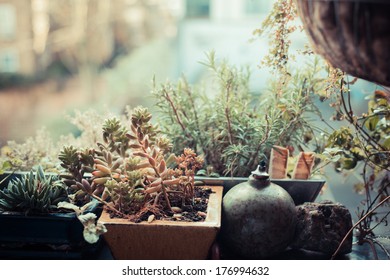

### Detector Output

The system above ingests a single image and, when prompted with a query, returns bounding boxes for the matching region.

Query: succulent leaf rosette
[60,106,206,223]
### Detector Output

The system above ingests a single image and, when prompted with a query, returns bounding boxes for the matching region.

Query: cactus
[0,165,68,213]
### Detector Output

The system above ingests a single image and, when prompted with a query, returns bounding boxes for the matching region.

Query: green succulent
[59,146,100,204]
[0,165,68,213]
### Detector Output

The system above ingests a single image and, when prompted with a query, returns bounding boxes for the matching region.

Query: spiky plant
[0,165,68,213]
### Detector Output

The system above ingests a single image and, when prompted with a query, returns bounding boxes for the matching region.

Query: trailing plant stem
[91,193,130,219]
[331,195,390,259]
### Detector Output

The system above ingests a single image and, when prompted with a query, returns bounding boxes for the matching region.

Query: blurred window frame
[0,49,19,73]
[244,0,272,16]
[0,3,17,40]
[185,0,210,18]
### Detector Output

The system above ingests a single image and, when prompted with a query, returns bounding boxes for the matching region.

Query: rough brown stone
[291,201,353,255]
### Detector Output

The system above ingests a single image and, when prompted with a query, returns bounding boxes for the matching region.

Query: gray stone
[291,201,353,255]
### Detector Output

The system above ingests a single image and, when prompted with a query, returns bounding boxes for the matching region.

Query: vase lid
[251,160,270,180]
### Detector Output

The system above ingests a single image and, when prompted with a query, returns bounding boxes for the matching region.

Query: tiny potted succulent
[0,165,105,259]
[61,106,223,259]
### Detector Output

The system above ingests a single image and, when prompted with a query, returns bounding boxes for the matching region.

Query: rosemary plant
[152,51,324,177]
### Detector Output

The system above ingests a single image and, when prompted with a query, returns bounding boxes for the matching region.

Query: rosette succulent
[0,165,68,213]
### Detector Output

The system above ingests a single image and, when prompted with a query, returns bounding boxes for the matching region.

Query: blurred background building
[0,0,278,144]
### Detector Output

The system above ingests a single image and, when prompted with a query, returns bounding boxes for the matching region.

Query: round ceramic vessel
[221,174,297,259]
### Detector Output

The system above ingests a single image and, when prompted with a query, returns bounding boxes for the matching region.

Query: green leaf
[383,136,390,150]
[0,199,13,210]
[365,116,379,131]
[37,165,45,181]
[1,161,12,172]
[350,147,365,160]
[342,157,357,170]
[196,169,207,176]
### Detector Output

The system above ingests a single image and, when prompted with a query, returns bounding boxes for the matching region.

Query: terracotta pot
[296,0,390,86]
[99,186,223,260]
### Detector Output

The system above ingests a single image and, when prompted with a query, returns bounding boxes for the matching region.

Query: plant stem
[224,81,234,145]
[139,137,173,212]
[361,239,379,260]
[370,237,390,259]
[162,88,193,142]
[331,195,390,259]
[91,193,130,219]
[246,114,270,169]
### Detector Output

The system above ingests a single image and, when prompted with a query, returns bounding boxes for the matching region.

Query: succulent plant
[0,165,68,213]
[58,145,101,204]
[88,106,204,221]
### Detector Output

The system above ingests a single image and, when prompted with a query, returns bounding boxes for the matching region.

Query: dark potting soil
[109,186,213,223]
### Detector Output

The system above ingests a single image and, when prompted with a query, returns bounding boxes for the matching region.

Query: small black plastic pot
[0,172,103,259]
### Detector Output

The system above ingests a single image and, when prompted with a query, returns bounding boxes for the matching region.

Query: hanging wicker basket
[295,0,390,86]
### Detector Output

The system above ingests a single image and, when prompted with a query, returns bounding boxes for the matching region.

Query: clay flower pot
[98,186,223,260]
[296,0,390,86]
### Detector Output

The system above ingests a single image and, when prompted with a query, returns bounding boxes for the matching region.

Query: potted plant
[152,51,326,205]
[256,0,390,259]
[0,107,110,178]
[61,106,223,259]
[317,85,390,259]
[0,165,105,259]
